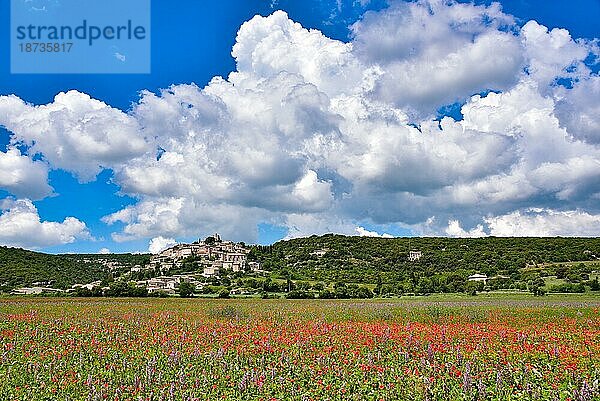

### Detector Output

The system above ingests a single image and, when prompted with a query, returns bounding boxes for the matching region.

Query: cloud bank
[0,1,599,248]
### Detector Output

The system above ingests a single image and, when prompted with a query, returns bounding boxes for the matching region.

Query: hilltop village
[148,233,258,275]
[135,233,261,294]
[132,233,264,294]
[10,233,262,297]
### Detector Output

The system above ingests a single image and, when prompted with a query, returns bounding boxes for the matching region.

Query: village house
[408,250,422,261]
[137,274,201,294]
[11,287,64,295]
[310,249,329,257]
[130,265,143,273]
[247,261,262,272]
[203,264,220,277]
[468,273,488,283]
[72,281,103,291]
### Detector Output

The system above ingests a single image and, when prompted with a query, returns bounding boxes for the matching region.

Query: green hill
[250,235,600,289]
[0,247,150,292]
[0,247,107,291]
[1,236,599,295]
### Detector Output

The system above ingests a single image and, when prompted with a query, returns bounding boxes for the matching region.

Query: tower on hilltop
[204,233,222,245]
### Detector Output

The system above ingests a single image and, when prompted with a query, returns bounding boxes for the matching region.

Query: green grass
[543,275,569,290]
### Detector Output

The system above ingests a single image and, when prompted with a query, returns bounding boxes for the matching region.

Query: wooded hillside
[250,236,600,286]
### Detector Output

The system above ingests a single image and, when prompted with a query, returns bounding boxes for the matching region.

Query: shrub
[285,290,314,299]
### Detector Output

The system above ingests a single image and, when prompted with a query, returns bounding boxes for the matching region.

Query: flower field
[1,297,599,401]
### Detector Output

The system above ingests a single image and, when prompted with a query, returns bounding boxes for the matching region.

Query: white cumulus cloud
[0,147,52,199]
[356,226,394,238]
[351,0,523,115]
[97,7,600,241]
[445,209,600,237]
[0,91,150,181]
[486,209,600,237]
[0,198,89,249]
[148,236,177,254]
[445,220,486,238]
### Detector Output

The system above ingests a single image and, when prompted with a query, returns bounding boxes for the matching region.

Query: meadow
[1,296,599,400]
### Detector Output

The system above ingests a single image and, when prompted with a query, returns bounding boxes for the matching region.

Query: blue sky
[0,0,599,253]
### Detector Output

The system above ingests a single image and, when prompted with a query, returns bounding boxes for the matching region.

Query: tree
[529,277,546,296]
[178,282,196,298]
[355,286,374,299]
[149,290,170,298]
[296,281,311,291]
[218,289,230,298]
[417,277,434,295]
[374,276,382,295]
[106,281,148,297]
[262,278,279,292]
[334,282,348,299]
[555,266,568,279]
[75,285,103,297]
[464,281,480,296]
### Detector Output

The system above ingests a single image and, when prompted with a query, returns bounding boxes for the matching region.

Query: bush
[149,290,170,298]
[531,286,546,296]
[318,289,335,299]
[106,281,148,297]
[285,290,313,299]
[548,283,585,293]
[218,289,230,298]
[178,282,196,298]
[262,278,281,292]
[464,281,481,296]
[349,286,373,299]
[203,285,224,294]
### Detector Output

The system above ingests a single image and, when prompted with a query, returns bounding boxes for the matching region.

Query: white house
[468,274,488,283]
[311,249,328,257]
[203,264,220,277]
[248,261,261,272]
[11,287,64,295]
[408,250,422,261]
